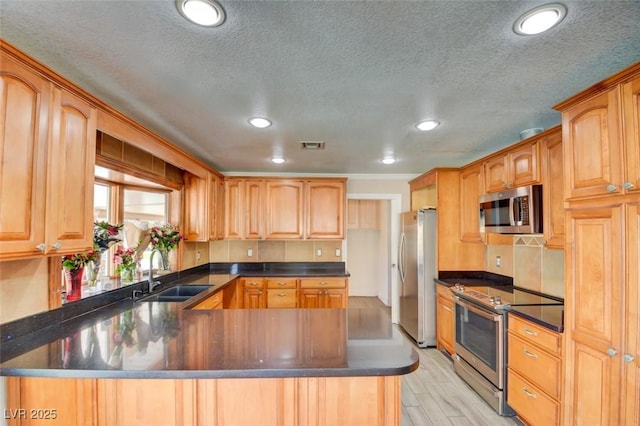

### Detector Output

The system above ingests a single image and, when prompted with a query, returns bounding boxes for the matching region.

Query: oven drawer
[508,315,561,356]
[507,369,560,426]
[508,334,561,399]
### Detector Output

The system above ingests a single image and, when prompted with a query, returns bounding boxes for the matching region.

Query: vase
[65,267,84,301]
[158,248,171,272]
[120,267,135,284]
[86,256,102,286]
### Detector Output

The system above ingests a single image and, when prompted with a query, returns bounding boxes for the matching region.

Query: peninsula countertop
[0,296,418,379]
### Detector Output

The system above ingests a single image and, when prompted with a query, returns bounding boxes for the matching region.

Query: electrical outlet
[335,248,341,257]
[496,256,501,268]
[247,248,253,257]
[196,251,201,261]
[316,249,322,257]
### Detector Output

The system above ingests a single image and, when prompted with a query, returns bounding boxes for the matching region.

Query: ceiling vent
[300,141,325,150]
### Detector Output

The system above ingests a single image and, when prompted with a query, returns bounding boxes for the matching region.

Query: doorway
[346,193,401,323]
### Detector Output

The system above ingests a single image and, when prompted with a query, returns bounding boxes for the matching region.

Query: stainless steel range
[449,282,562,416]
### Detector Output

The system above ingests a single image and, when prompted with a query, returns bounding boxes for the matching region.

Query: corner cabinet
[1,51,96,259]
[556,63,640,426]
[459,163,484,243]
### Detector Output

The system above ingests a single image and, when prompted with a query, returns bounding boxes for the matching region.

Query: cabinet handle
[523,349,538,359]
[277,282,287,286]
[606,184,618,193]
[249,282,259,286]
[522,388,537,399]
[623,354,635,363]
[523,328,538,337]
[324,290,329,295]
[36,243,47,252]
[258,290,263,295]
[624,181,635,190]
[607,347,617,357]
[51,241,62,250]
[277,293,287,297]
[319,281,328,286]
[317,291,322,295]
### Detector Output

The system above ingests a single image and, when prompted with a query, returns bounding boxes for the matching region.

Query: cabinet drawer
[508,333,561,399]
[299,278,346,289]
[191,290,224,310]
[509,315,561,356]
[267,289,297,308]
[266,278,298,289]
[242,279,265,288]
[508,369,560,426]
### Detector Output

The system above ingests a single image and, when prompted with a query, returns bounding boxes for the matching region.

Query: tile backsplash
[485,235,564,299]
[208,240,344,263]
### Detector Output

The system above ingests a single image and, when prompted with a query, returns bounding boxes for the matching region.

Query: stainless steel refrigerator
[398,209,437,347]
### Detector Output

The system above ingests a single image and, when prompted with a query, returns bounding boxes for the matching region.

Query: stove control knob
[489,296,495,304]
[495,296,502,304]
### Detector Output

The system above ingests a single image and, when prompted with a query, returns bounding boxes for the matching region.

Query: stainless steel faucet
[148,249,164,293]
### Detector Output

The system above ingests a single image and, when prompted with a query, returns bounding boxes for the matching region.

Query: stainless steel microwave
[479,184,542,234]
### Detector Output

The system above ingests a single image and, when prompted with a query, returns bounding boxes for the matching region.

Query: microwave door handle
[509,197,516,226]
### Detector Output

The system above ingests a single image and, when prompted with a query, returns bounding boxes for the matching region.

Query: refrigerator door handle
[399,232,406,283]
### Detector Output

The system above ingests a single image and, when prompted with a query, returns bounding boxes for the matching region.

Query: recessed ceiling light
[382,157,396,165]
[416,120,440,131]
[176,0,225,27]
[248,117,272,128]
[271,157,285,164]
[513,3,567,35]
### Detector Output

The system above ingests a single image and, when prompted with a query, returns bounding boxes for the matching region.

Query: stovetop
[450,283,563,311]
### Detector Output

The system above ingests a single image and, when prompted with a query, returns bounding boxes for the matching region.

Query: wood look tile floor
[348,297,521,426]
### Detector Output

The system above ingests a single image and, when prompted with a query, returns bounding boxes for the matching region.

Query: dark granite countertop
[507,305,564,333]
[0,299,418,379]
[209,262,350,277]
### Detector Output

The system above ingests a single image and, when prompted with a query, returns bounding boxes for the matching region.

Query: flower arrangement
[62,250,99,270]
[113,246,137,276]
[93,221,123,251]
[150,224,183,252]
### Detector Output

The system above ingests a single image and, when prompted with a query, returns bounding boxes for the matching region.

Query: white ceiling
[2,1,640,175]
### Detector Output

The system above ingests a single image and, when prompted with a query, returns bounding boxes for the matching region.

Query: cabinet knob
[51,242,62,250]
[258,290,263,295]
[606,184,618,193]
[317,291,322,295]
[607,347,617,357]
[623,354,635,363]
[624,181,636,190]
[36,243,47,252]
[324,290,329,295]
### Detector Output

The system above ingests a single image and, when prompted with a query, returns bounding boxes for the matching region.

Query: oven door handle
[455,297,500,322]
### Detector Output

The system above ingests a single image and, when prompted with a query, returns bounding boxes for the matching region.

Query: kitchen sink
[138,285,212,303]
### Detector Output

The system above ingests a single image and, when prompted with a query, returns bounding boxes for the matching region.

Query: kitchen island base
[6,375,401,425]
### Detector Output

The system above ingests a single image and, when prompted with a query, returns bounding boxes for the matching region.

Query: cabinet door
[241,278,265,309]
[347,199,359,229]
[265,180,303,239]
[484,154,508,193]
[323,289,347,308]
[459,164,484,243]
[622,76,640,194]
[46,88,96,254]
[208,173,224,240]
[357,200,379,229]
[542,130,565,249]
[623,201,640,426]
[510,140,540,187]
[299,289,323,309]
[183,173,208,241]
[224,180,243,239]
[564,204,624,426]
[306,180,345,239]
[562,87,624,199]
[244,179,264,239]
[436,292,455,355]
[0,55,50,258]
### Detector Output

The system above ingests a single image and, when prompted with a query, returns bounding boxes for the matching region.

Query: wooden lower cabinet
[6,375,401,425]
[299,277,348,308]
[435,285,455,355]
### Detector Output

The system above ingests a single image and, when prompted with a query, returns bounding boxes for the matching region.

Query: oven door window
[480,199,511,228]
[455,302,498,371]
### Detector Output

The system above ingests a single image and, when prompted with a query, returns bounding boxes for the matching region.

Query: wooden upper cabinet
[224,179,244,239]
[561,87,624,200]
[244,179,264,239]
[459,163,484,243]
[1,52,96,260]
[208,173,225,241]
[46,88,97,254]
[347,199,379,230]
[622,75,640,194]
[541,127,564,249]
[306,180,345,239]
[0,54,51,259]
[265,180,304,239]
[183,173,208,241]
[484,140,540,193]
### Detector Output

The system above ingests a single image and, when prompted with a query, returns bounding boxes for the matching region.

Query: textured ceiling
[2,1,640,175]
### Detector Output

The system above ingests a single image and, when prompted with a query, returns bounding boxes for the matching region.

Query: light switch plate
[316,249,322,256]
[335,248,341,257]
[247,248,253,257]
